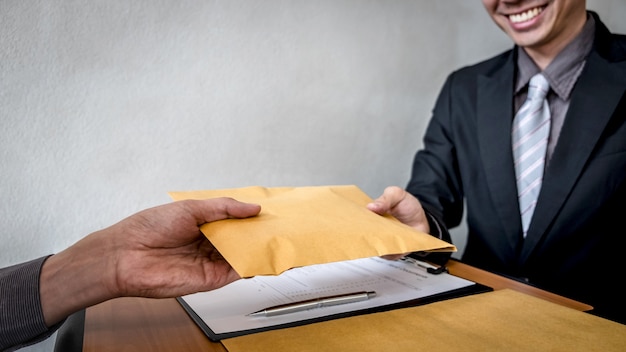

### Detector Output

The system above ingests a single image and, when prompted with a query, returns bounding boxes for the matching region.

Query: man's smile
[509,6,545,24]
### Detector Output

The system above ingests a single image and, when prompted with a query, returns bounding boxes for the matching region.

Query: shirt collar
[515,13,595,100]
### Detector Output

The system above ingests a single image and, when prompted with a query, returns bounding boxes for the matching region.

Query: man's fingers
[183,198,261,224]
[366,199,387,214]
[221,198,262,219]
[367,186,406,215]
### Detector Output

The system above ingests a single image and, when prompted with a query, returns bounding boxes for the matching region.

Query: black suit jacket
[407,12,626,323]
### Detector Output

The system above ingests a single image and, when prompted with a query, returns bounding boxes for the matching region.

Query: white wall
[1,1,625,350]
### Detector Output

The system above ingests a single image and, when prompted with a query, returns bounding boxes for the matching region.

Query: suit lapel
[476,54,521,256]
[520,50,626,262]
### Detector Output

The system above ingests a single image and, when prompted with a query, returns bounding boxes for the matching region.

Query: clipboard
[176,257,492,341]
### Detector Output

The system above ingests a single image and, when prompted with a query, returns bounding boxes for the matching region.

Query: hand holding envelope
[169,185,456,277]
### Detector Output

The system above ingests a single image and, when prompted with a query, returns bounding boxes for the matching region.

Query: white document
[179,256,479,340]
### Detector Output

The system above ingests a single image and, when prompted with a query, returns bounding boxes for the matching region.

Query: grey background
[1,1,625,350]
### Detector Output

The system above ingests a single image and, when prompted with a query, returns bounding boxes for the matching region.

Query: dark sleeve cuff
[409,207,453,266]
[0,256,64,351]
[423,209,452,243]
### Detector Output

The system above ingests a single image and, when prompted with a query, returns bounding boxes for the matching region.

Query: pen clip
[426,265,448,275]
[401,256,448,275]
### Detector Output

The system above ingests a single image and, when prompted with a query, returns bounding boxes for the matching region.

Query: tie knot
[527,73,549,100]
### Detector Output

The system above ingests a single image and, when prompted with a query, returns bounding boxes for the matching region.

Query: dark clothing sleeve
[0,256,62,352]
[408,205,453,266]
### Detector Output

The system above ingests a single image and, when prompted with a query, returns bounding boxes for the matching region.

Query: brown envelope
[222,289,626,351]
[169,185,455,277]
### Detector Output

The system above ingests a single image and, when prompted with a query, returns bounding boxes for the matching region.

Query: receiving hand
[367,186,429,260]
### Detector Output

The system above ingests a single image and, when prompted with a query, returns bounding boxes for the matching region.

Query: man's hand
[367,186,430,260]
[107,198,261,298]
[39,198,261,326]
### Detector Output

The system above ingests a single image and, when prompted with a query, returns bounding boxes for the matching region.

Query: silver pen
[247,291,377,317]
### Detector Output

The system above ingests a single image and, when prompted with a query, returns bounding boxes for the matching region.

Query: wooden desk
[445,260,592,311]
[81,259,592,352]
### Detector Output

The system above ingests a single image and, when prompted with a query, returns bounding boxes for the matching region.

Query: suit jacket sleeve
[407,74,466,227]
[405,74,462,265]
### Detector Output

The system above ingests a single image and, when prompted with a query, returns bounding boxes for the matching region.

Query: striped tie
[512,73,550,238]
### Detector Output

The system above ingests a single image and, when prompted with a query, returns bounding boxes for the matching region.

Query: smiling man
[484,0,588,68]
[368,0,626,324]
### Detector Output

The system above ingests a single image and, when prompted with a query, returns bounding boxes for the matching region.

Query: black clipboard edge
[177,281,492,342]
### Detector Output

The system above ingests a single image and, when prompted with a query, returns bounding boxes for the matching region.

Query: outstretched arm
[39,198,261,327]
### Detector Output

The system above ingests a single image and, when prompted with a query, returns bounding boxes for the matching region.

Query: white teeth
[509,7,543,24]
